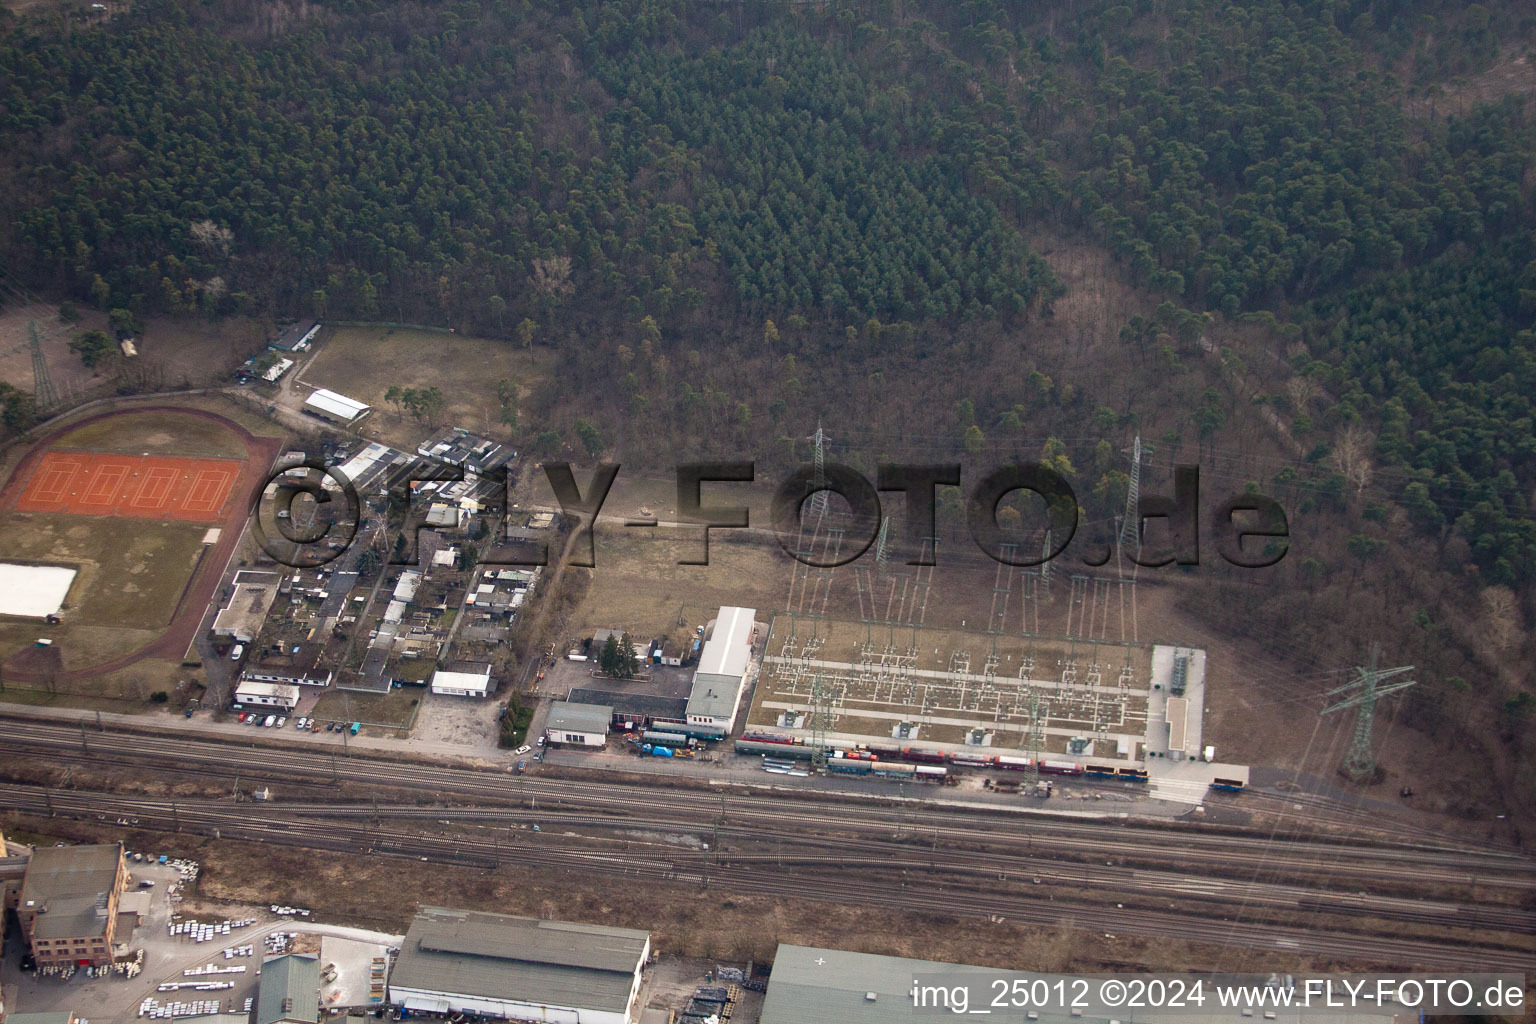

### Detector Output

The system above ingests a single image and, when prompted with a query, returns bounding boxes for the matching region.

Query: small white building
[233,680,300,710]
[545,701,613,747]
[430,662,493,698]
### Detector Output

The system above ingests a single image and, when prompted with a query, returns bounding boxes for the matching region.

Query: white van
[263,715,276,727]
[230,644,245,661]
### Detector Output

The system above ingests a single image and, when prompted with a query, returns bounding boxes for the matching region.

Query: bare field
[300,327,550,448]
[311,686,422,730]
[565,528,793,640]
[51,409,251,459]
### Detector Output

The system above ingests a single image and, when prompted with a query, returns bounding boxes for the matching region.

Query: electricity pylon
[1322,644,1416,782]
[30,318,60,412]
[806,421,829,522]
[809,672,832,771]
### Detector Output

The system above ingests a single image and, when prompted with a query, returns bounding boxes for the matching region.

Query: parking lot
[0,847,400,1021]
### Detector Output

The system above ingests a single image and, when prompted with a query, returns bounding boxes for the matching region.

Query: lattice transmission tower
[30,318,60,412]
[806,420,829,522]
[1322,644,1416,782]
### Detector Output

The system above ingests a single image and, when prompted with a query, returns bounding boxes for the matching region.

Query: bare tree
[1330,424,1375,495]
[1481,585,1522,652]
[530,255,574,300]
[1285,375,1319,412]
[190,219,234,257]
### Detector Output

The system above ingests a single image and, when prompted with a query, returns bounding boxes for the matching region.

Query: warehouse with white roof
[302,387,370,425]
[685,606,757,734]
[430,661,493,698]
[388,906,650,1023]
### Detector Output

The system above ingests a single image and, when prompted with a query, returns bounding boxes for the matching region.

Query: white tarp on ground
[0,563,75,617]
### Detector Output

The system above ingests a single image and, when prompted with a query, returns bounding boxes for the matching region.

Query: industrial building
[255,952,322,1024]
[232,680,301,710]
[685,606,757,734]
[417,427,515,476]
[211,571,282,644]
[388,906,651,1023]
[567,688,688,732]
[17,843,129,968]
[544,701,613,747]
[431,661,494,698]
[269,320,321,353]
[302,387,371,426]
[758,943,1402,1023]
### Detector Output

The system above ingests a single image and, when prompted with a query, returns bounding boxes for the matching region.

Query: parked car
[514,745,531,756]
[237,713,248,723]
[229,643,245,661]
[294,716,307,729]
[275,717,287,728]
[515,760,527,774]
[263,715,276,727]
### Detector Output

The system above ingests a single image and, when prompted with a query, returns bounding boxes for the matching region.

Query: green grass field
[0,512,208,671]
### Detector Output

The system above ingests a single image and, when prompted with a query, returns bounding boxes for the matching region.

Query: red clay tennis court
[13,451,244,522]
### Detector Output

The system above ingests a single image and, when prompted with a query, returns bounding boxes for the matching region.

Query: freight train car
[901,747,948,764]
[1039,760,1085,776]
[1210,777,1246,792]
[1116,767,1150,783]
[736,739,816,761]
[642,731,691,748]
[948,753,997,768]
[740,731,797,745]
[913,765,949,780]
[1083,763,1118,779]
[995,755,1034,771]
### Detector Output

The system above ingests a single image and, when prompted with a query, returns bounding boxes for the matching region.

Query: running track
[0,406,282,682]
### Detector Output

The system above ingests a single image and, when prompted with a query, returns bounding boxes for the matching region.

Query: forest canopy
[0,0,1533,580]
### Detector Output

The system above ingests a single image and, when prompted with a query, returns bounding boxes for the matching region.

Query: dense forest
[0,0,1533,809]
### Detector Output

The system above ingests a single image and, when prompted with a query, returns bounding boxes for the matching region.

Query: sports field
[14,452,241,522]
[0,404,282,693]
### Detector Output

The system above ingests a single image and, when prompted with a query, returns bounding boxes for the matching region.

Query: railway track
[3,784,1531,973]
[11,784,1532,934]
[4,720,1529,886]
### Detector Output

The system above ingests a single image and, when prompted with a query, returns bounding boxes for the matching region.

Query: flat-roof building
[760,944,1406,1024]
[545,701,613,747]
[417,427,515,476]
[211,571,282,643]
[302,387,370,425]
[567,688,688,731]
[431,661,493,698]
[233,680,301,710]
[255,952,321,1024]
[17,843,128,969]
[269,320,321,353]
[389,907,650,1024]
[686,606,756,733]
